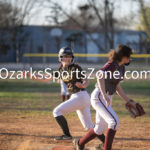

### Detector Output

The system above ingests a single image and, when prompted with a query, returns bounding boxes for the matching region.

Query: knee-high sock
[104,129,116,150]
[97,134,105,143]
[79,128,97,146]
[55,115,71,136]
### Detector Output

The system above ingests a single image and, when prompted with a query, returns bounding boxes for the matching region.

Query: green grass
[0,79,149,117]
[0,79,59,92]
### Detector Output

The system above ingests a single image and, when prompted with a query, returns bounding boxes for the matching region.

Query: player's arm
[82,78,89,88]
[97,61,116,106]
[97,71,110,107]
[116,82,130,102]
[97,71,107,97]
[75,78,89,89]
[75,65,89,88]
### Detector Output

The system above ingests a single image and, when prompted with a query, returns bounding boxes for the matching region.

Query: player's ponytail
[108,49,119,62]
[108,44,132,62]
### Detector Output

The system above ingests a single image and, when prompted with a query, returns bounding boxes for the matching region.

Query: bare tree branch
[45,0,108,52]
[138,0,150,40]
[0,0,41,62]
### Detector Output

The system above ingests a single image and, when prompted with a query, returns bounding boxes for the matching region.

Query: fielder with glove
[74,45,146,150]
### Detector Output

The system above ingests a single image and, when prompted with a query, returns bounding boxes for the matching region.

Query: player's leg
[74,109,107,150]
[54,115,72,140]
[74,114,106,150]
[92,88,106,147]
[76,106,94,131]
[94,111,107,150]
[76,106,105,146]
[93,93,119,150]
[74,91,119,150]
[53,97,79,139]
[53,93,89,140]
[75,91,94,130]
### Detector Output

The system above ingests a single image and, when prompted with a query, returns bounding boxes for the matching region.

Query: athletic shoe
[73,138,84,150]
[54,135,72,141]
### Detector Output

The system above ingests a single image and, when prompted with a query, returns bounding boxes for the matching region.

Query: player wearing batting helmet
[53,47,105,146]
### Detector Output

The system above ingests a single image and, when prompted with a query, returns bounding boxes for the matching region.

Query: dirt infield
[0,114,149,150]
[0,79,149,150]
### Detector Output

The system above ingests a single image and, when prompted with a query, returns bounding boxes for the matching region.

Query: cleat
[94,143,104,150]
[54,135,72,141]
[73,138,84,150]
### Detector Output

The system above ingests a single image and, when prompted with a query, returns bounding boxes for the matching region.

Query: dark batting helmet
[58,47,74,62]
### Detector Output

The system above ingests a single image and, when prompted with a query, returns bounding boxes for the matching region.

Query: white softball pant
[91,88,119,135]
[53,91,94,130]
[60,80,69,95]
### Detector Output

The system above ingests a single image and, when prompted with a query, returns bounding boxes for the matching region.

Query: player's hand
[103,94,111,107]
[75,82,84,88]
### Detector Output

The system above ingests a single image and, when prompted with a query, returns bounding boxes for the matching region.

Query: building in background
[0,25,147,63]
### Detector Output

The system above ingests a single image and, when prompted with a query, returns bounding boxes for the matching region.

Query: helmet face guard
[58,47,74,62]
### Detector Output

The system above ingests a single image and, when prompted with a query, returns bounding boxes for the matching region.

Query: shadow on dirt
[0,132,150,142]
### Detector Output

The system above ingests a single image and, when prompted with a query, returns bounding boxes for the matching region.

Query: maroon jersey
[96,61,125,95]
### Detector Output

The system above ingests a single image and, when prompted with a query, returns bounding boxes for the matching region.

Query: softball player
[53,47,105,144]
[74,45,133,150]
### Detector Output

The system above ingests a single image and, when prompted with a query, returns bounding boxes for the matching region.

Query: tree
[45,0,116,53]
[137,0,150,41]
[0,0,40,62]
